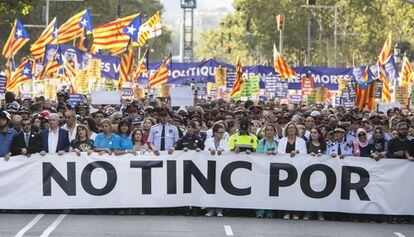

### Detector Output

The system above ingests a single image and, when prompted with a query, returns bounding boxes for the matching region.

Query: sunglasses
[358,133,367,137]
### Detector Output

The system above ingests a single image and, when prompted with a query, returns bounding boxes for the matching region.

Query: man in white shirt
[62,110,78,142]
[40,113,70,156]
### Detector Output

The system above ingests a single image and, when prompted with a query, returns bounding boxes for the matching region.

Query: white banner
[1,152,413,215]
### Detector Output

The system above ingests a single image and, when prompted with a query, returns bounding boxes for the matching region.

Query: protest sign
[2,153,414,216]
[170,87,194,107]
[91,91,121,105]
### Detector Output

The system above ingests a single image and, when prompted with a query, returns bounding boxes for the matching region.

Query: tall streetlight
[300,3,338,67]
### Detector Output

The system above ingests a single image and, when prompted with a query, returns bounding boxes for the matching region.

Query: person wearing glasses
[62,110,78,142]
[9,118,42,157]
[255,124,278,218]
[204,124,229,217]
[387,121,411,159]
[352,128,375,158]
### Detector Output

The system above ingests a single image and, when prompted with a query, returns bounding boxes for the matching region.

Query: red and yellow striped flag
[132,51,147,83]
[2,19,30,59]
[92,13,139,51]
[355,68,376,111]
[65,61,77,79]
[30,17,58,59]
[117,44,135,90]
[58,10,89,44]
[401,57,413,84]
[7,60,31,91]
[149,54,170,88]
[138,12,162,47]
[378,65,391,102]
[273,44,297,79]
[378,31,392,65]
[5,56,15,82]
[230,56,243,96]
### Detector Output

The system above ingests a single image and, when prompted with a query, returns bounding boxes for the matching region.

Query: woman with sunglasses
[352,128,375,158]
[369,126,388,161]
[255,124,278,218]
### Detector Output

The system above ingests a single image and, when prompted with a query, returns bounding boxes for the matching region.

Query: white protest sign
[170,86,194,107]
[377,102,400,114]
[91,91,121,105]
[1,153,414,215]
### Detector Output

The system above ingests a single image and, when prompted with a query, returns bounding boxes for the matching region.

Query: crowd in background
[1,90,413,222]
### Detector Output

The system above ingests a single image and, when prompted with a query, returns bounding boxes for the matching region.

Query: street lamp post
[301,4,338,67]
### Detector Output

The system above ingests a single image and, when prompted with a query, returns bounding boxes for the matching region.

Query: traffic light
[276,15,284,31]
[307,0,316,4]
[227,44,232,54]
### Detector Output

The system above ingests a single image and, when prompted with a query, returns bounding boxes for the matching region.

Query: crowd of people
[1,90,413,221]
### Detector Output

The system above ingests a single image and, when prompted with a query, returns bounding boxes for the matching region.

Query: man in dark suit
[40,113,70,156]
[10,118,42,156]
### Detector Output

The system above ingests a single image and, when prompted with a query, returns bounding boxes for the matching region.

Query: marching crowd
[1,90,414,221]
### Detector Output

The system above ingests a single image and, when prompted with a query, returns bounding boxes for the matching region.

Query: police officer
[168,121,204,154]
[229,118,258,154]
[326,127,352,159]
[147,107,179,154]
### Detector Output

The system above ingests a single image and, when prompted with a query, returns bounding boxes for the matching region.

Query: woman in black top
[369,126,387,161]
[352,128,375,158]
[70,124,94,156]
[307,127,326,156]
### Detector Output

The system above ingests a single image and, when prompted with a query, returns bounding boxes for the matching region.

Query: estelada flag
[230,55,243,96]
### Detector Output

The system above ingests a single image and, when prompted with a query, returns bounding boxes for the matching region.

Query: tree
[1,0,171,64]
[195,0,414,67]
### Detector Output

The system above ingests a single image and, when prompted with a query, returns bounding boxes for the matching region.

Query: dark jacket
[10,131,42,156]
[40,128,70,153]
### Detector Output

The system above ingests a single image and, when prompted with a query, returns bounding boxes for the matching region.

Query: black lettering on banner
[130,161,163,195]
[269,163,298,196]
[300,164,336,198]
[81,161,117,196]
[183,160,216,194]
[43,162,76,196]
[167,160,177,194]
[341,166,370,201]
[221,161,252,196]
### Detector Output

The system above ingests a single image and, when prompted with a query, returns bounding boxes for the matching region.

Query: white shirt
[90,132,97,141]
[277,136,307,154]
[48,129,59,153]
[204,137,230,152]
[206,129,230,142]
[62,123,78,142]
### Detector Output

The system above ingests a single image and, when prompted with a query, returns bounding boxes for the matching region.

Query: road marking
[224,225,233,236]
[40,214,67,237]
[394,232,406,237]
[14,214,44,237]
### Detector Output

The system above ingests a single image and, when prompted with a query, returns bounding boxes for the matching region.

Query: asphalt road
[0,213,413,237]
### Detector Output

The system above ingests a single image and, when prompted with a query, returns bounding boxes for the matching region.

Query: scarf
[353,128,369,156]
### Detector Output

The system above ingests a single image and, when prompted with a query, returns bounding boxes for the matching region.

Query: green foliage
[0,0,170,64]
[195,0,414,67]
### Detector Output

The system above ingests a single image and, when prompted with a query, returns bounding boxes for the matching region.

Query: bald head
[12,115,22,131]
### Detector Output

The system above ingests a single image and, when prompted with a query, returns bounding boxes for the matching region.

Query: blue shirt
[147,124,179,151]
[94,133,120,150]
[0,128,15,157]
[256,139,278,154]
[116,134,134,150]
[326,139,353,156]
